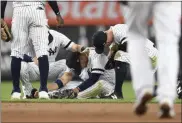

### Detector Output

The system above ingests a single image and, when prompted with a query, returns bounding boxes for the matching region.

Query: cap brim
[95,47,104,54]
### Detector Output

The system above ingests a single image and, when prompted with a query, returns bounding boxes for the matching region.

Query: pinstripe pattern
[13,2,46,8]
[110,24,128,44]
[76,48,115,98]
[88,48,115,84]
[11,2,49,59]
[47,30,73,62]
[77,80,115,99]
[20,60,67,97]
[26,30,73,62]
[114,39,158,73]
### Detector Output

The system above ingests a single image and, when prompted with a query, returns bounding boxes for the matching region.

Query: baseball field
[1,81,181,123]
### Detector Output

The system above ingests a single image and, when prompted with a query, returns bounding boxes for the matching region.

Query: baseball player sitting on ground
[20,29,85,99]
[92,24,158,99]
[48,42,116,99]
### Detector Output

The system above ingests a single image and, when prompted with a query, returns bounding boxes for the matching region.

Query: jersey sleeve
[49,30,74,50]
[110,24,128,44]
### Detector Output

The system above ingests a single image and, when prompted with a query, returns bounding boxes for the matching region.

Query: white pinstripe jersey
[110,24,158,70]
[13,1,46,8]
[110,24,158,59]
[65,48,115,84]
[28,30,74,62]
[87,48,115,84]
[110,24,128,44]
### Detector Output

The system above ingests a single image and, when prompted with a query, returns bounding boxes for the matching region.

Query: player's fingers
[1,28,7,40]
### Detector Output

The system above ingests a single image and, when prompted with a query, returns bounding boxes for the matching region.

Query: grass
[1,81,181,103]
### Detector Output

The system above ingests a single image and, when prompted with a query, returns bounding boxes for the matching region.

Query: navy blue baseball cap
[92,31,107,54]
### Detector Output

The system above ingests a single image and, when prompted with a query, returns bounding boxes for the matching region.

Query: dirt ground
[1,103,181,123]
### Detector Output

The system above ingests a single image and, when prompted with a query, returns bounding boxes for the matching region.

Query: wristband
[55,79,64,89]
[56,12,61,16]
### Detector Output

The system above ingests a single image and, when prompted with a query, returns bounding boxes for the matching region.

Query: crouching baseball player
[92,24,158,99]
[49,46,116,99]
[20,29,85,99]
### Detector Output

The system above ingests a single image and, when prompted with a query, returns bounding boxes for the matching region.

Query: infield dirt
[2,103,181,122]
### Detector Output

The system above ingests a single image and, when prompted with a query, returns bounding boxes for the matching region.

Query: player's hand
[1,28,8,40]
[56,15,64,27]
[1,19,12,42]
[33,57,38,65]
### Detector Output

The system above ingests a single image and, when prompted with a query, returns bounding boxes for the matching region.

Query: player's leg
[20,62,40,98]
[48,60,67,80]
[126,2,154,115]
[114,61,128,98]
[98,80,116,99]
[77,80,103,99]
[29,6,49,98]
[10,7,29,99]
[153,2,181,118]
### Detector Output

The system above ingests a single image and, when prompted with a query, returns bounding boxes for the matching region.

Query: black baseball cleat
[100,92,123,99]
[26,88,38,99]
[177,78,182,99]
[158,102,175,118]
[134,91,153,116]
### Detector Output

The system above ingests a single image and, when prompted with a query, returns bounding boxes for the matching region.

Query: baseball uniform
[123,2,181,108]
[77,48,116,99]
[21,30,75,97]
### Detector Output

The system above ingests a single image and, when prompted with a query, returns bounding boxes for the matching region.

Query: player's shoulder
[49,29,70,40]
[49,29,61,36]
[110,24,128,31]
[88,47,107,60]
[145,39,155,47]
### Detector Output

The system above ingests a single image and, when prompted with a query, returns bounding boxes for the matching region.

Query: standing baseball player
[1,1,64,99]
[92,24,158,99]
[20,29,84,98]
[120,2,181,118]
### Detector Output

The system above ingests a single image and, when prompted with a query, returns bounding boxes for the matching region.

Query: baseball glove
[1,19,12,42]
[49,89,77,99]
[61,89,77,99]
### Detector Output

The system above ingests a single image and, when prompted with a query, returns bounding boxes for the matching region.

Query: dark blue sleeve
[1,1,7,19]
[22,54,33,62]
[47,1,60,15]
[77,73,101,92]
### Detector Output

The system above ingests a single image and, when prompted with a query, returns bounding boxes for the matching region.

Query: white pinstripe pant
[20,60,67,97]
[11,5,49,59]
[77,80,115,99]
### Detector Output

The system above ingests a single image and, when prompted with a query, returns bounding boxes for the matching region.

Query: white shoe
[158,102,175,118]
[39,91,49,99]
[134,91,153,116]
[11,92,21,99]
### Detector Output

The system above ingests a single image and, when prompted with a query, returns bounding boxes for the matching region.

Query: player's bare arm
[48,72,73,91]
[71,43,86,53]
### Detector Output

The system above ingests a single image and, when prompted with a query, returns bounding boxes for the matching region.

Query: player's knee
[96,80,104,89]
